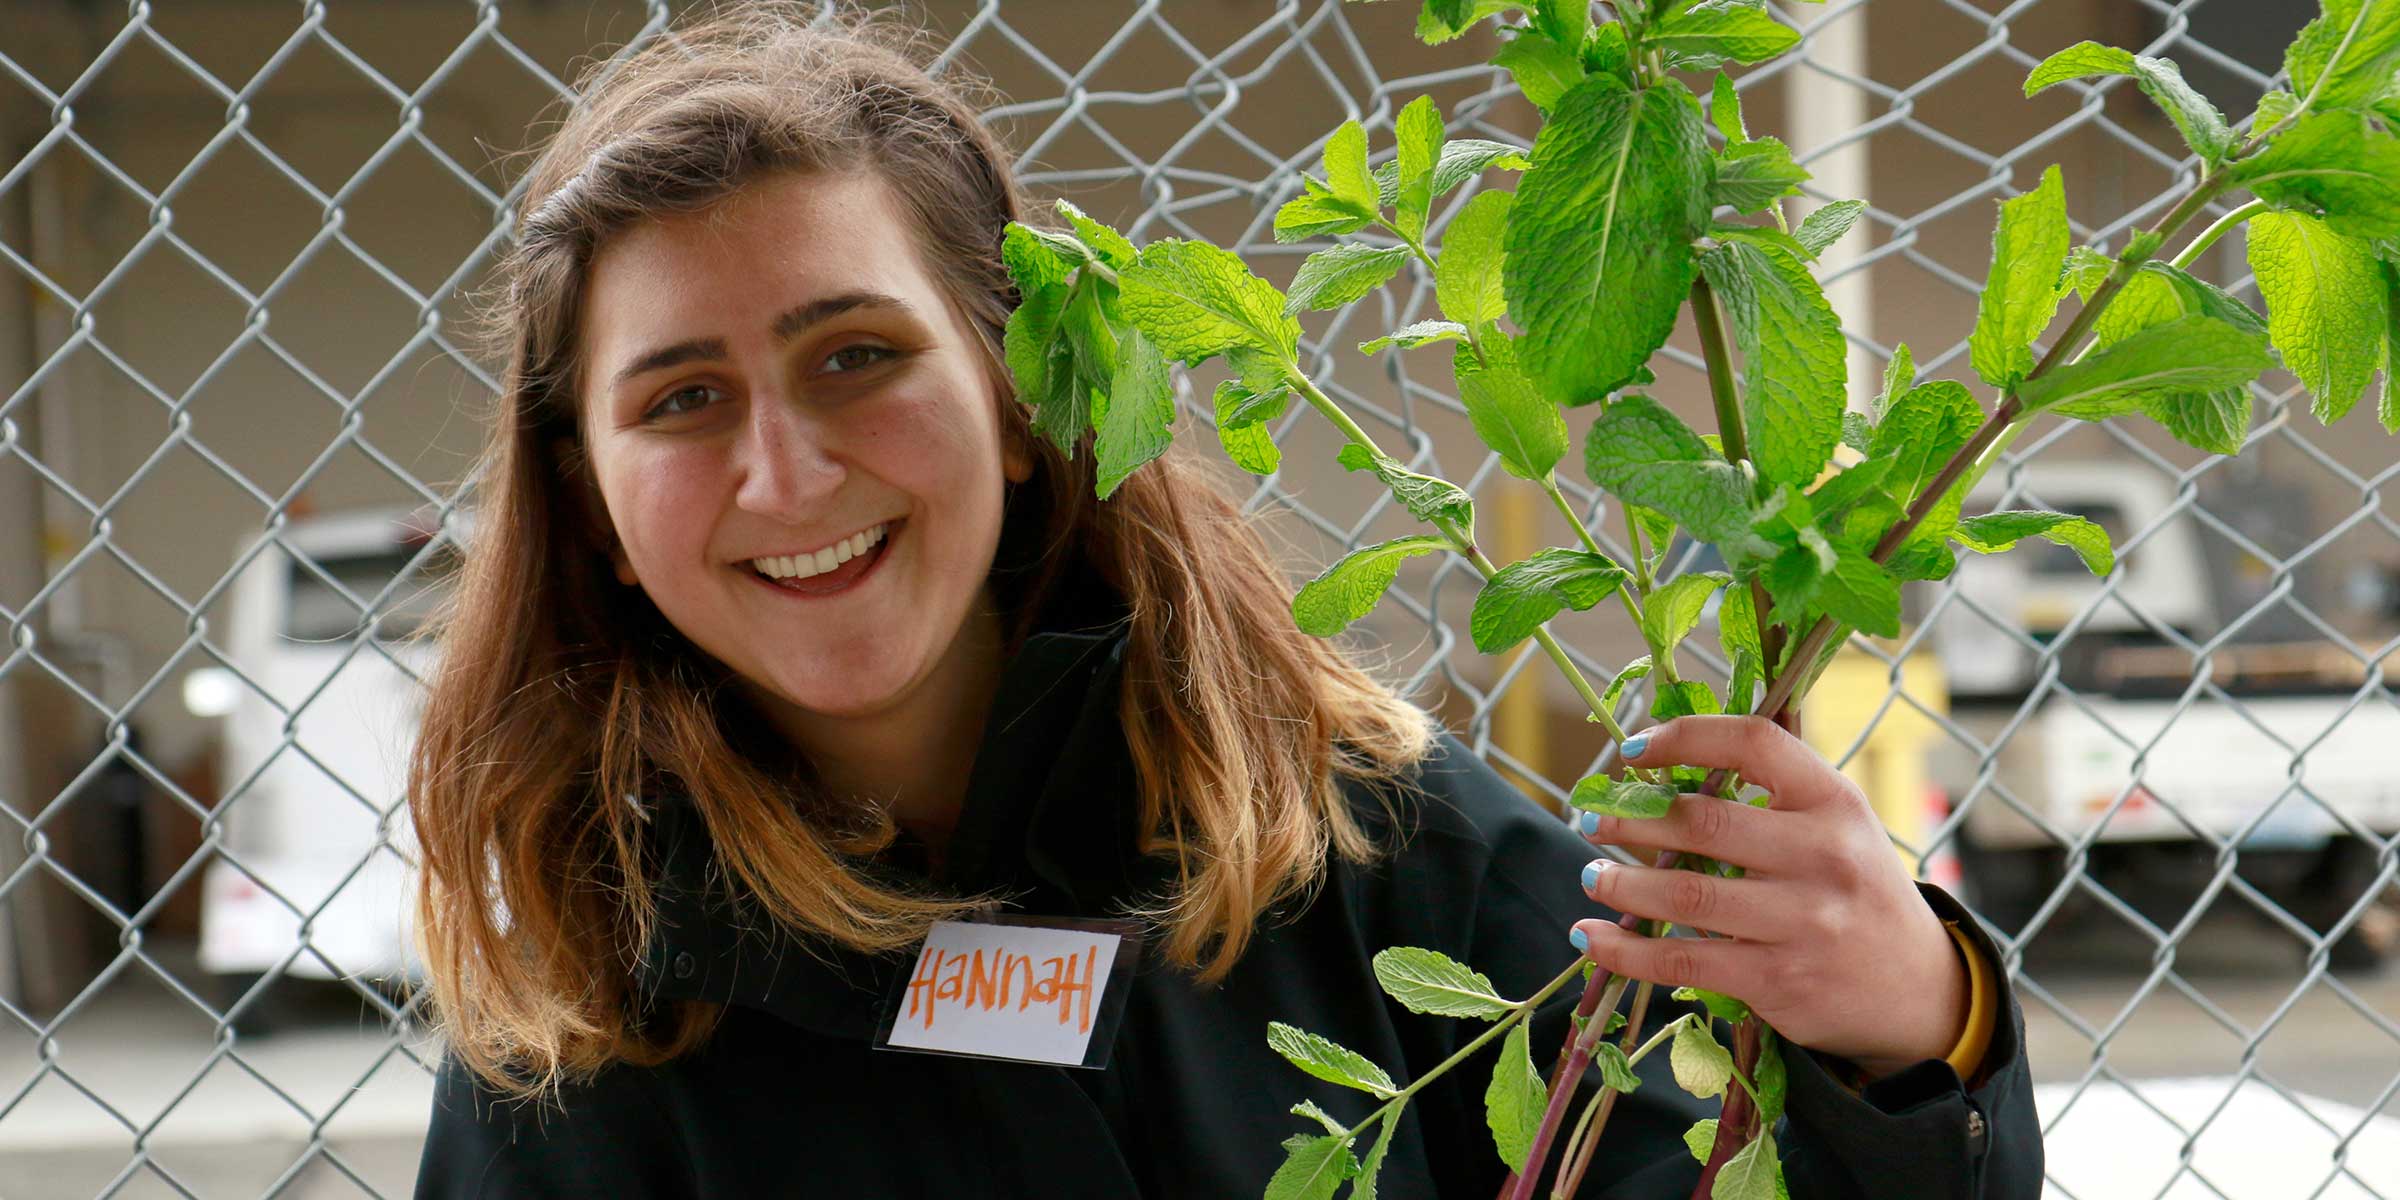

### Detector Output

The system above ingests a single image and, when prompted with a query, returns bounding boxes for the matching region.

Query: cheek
[601,448,725,569]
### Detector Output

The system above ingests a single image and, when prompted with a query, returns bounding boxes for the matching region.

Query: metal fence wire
[1,0,2397,1196]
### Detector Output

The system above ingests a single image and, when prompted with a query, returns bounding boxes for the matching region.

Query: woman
[407,4,2039,1196]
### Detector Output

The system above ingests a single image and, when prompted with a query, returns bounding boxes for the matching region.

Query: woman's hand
[1564,714,1969,1082]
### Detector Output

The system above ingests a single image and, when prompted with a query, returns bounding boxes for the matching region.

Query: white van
[185,507,457,1011]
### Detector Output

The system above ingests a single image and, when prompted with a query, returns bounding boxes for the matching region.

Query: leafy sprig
[999,1,2400,1196]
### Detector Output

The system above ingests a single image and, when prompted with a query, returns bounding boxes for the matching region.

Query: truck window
[283,547,444,644]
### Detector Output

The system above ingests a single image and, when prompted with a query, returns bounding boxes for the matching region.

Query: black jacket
[415,567,2041,1198]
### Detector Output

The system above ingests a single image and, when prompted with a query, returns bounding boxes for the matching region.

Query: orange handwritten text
[904,942,1099,1034]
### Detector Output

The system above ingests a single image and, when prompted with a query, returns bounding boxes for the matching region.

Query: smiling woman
[404,3,2036,1198]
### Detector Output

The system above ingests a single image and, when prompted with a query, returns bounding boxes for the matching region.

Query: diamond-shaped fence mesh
[0,1,2395,1196]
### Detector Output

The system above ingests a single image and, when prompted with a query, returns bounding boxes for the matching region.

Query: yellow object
[1800,637,1950,878]
[1941,920,1996,1082]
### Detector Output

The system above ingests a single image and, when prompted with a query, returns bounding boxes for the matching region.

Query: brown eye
[821,344,900,375]
[644,384,720,421]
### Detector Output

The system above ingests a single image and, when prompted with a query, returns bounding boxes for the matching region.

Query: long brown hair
[409,0,1440,1105]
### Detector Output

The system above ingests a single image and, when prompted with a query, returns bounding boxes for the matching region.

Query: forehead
[579,171,941,365]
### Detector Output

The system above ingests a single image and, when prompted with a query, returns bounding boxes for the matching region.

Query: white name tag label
[874,915,1142,1069]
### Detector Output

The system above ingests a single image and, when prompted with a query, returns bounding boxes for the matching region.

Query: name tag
[874,914,1142,1069]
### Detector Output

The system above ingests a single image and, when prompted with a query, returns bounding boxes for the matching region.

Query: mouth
[746,518,902,599]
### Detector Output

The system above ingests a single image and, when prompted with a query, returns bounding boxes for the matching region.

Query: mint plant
[999,1,2400,1196]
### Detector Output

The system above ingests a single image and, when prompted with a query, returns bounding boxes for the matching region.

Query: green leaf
[1290,1099,1348,1137]
[1792,199,1867,260]
[2247,210,2389,423]
[1711,138,1810,213]
[1582,20,1634,83]
[1709,73,1748,144]
[2023,41,2234,165]
[2087,262,2263,454]
[2017,314,2272,417]
[1120,239,1301,365]
[1652,678,1721,720]
[1753,1030,1788,1128]
[1373,139,1533,209]
[1325,120,1381,215]
[1954,510,2115,575]
[1276,181,1379,244]
[1570,773,1679,818]
[1417,0,1521,43]
[1394,95,1447,240]
[1267,1022,1399,1097]
[1214,390,1282,476]
[1372,947,1515,1019]
[1002,221,1079,293]
[1970,164,2070,388]
[1712,1132,1782,1200]
[1484,1021,1547,1174]
[1717,579,1764,664]
[1056,199,1137,269]
[1336,444,1478,536]
[1351,1108,1402,1200]
[1060,276,1120,393]
[1670,1014,1734,1099]
[1600,655,1654,712]
[2060,245,2115,302]
[1673,985,1752,1024]
[1584,397,1761,556]
[1495,29,1588,114]
[1646,4,1800,66]
[1470,548,1629,652]
[1286,244,1414,313]
[1095,327,1175,499]
[1360,319,1471,355]
[1266,1134,1359,1200]
[2287,0,2400,113]
[1291,535,1450,636]
[1642,571,1731,657]
[1870,381,1981,507]
[1534,0,1591,49]
[1437,190,1514,329]
[1593,1041,1642,1093]
[1507,75,1711,403]
[1814,546,1901,638]
[1684,1119,1720,1164]
[1003,279,1071,412]
[2385,259,2400,433]
[1699,235,1847,490]
[1453,336,1569,482]
[2232,111,2400,239]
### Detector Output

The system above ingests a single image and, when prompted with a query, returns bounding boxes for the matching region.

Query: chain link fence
[0,1,2394,1196]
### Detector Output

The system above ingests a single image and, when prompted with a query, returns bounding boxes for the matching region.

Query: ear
[1003,424,1035,486]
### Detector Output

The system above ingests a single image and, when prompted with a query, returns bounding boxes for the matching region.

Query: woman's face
[576,169,1032,738]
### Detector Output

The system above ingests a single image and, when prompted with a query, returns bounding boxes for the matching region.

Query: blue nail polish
[1577,810,1600,836]
[1620,731,1651,759]
[1569,925,1589,953]
[1581,861,1601,892]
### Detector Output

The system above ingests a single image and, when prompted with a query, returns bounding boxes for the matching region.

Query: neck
[768,591,1012,873]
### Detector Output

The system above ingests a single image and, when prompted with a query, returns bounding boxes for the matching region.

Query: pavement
[0,905,2394,1199]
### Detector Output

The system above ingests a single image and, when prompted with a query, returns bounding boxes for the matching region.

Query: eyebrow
[607,290,920,391]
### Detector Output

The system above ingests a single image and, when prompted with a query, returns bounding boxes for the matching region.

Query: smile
[745,520,901,598]
[750,521,892,580]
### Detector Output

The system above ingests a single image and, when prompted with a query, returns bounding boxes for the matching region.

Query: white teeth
[750,522,890,580]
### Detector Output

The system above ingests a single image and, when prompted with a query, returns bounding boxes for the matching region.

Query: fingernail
[1569,925,1589,953]
[1580,860,1603,892]
[1620,731,1651,759]
[1576,811,1600,836]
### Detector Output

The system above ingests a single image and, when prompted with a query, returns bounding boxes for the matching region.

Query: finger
[1567,918,1763,997]
[1578,858,1797,942]
[1575,793,1801,874]
[1620,715,1842,809]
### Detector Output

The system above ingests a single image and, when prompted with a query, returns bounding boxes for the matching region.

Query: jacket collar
[632,555,1148,1041]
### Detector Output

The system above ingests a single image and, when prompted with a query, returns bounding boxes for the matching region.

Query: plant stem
[1690,275,1748,466]
[1352,957,1589,1136]
[1552,978,1656,1197]
[1542,475,1681,689]
[2169,198,2267,270]
[1288,373,1660,761]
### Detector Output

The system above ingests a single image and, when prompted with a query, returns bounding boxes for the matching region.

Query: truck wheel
[2293,837,2399,973]
[1955,828,2067,940]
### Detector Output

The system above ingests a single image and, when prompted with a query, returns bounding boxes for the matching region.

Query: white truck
[182,507,450,1026]
[1923,462,2400,970]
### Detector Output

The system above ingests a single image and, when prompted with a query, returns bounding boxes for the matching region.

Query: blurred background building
[1,1,2396,1196]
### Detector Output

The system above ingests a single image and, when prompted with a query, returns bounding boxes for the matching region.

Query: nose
[732,388,843,516]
